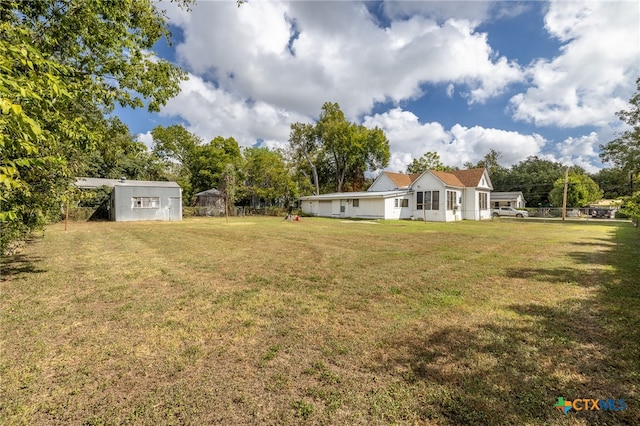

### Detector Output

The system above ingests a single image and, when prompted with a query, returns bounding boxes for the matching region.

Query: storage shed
[194,188,226,216]
[75,177,182,222]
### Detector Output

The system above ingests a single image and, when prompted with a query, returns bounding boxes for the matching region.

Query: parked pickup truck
[492,207,529,218]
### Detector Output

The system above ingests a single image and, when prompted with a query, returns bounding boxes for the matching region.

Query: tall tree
[288,122,321,195]
[150,124,202,201]
[291,102,390,193]
[189,136,243,200]
[243,147,297,208]
[590,167,637,199]
[82,118,157,180]
[600,78,640,191]
[549,172,603,208]
[464,149,508,189]
[407,151,450,174]
[505,156,566,206]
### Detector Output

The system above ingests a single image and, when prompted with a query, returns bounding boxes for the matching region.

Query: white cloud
[510,0,639,128]
[553,132,603,173]
[363,108,546,171]
[160,74,310,147]
[149,0,638,174]
[166,0,522,122]
[136,131,154,150]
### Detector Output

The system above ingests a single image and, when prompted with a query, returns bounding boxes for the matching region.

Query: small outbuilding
[75,177,182,222]
[194,188,226,216]
[491,191,527,208]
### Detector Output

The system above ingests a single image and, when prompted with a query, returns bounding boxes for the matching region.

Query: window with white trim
[352,199,359,207]
[479,192,488,210]
[132,197,160,209]
[447,191,456,210]
[416,191,439,210]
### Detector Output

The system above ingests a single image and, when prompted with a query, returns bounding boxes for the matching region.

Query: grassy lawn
[1,217,638,425]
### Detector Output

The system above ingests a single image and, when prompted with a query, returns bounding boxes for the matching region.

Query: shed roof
[195,188,224,197]
[491,191,525,201]
[75,177,180,189]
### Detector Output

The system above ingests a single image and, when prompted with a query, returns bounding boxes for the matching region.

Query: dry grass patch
[1,217,638,425]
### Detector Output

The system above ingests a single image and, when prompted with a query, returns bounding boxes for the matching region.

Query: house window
[132,197,160,209]
[447,191,456,210]
[400,199,408,208]
[395,198,399,208]
[479,192,488,210]
[416,191,439,210]
[352,199,359,207]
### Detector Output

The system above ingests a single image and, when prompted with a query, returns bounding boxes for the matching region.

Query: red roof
[429,168,486,188]
[383,171,420,188]
[450,168,486,187]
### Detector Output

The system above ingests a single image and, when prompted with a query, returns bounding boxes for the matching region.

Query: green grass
[1,217,638,425]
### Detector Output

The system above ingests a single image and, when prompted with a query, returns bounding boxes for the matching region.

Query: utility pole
[562,166,569,221]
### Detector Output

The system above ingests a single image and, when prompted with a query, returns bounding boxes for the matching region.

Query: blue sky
[117,0,639,173]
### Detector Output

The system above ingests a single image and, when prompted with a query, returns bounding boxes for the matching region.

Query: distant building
[299,168,493,222]
[194,188,226,216]
[75,177,182,222]
[491,192,526,208]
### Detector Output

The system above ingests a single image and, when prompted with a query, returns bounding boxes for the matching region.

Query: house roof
[195,188,223,197]
[491,191,525,201]
[424,168,489,188]
[299,190,411,201]
[383,171,420,188]
[450,168,486,187]
[75,177,180,189]
[429,170,465,187]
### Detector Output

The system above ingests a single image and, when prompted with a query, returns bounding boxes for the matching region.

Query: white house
[299,168,493,222]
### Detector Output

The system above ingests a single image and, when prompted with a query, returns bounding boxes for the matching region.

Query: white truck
[492,206,529,218]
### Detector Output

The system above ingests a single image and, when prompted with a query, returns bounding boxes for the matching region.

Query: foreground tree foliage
[1,0,189,253]
[601,78,640,190]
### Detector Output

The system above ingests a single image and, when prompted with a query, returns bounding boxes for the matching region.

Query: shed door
[168,196,182,221]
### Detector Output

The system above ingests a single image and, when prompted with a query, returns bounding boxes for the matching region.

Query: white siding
[368,174,398,191]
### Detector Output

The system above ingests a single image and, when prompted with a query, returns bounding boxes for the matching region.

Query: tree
[549,172,603,208]
[464,149,509,190]
[590,167,637,199]
[189,136,243,201]
[600,78,640,191]
[243,147,297,209]
[150,124,202,198]
[406,151,450,174]
[81,118,158,180]
[620,191,640,227]
[1,1,188,252]
[505,156,566,206]
[221,163,237,219]
[290,102,390,193]
[1,23,79,253]
[288,122,321,195]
